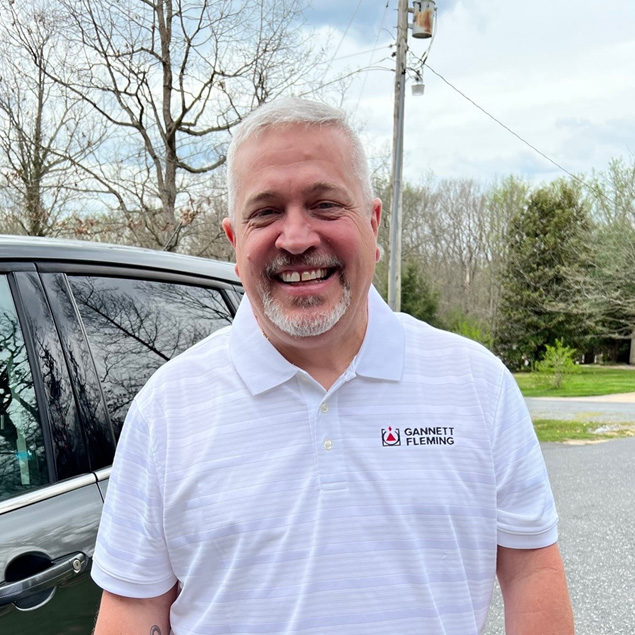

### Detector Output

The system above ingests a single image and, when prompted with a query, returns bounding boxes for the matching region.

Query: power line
[355,1,393,112]
[333,46,390,62]
[343,38,616,209]
[421,64,624,213]
[329,0,366,66]
[425,64,591,190]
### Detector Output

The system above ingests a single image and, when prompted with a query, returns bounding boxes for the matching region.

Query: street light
[412,72,425,96]
[387,0,438,312]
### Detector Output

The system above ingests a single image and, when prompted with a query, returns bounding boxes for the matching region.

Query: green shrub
[535,339,579,389]
[446,310,493,350]
[452,318,493,350]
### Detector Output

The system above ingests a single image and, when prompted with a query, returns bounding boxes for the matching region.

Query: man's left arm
[497,543,574,635]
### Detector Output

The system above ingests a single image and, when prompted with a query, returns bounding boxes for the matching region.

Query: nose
[275,207,320,254]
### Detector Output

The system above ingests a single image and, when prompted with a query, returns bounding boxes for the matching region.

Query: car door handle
[0,552,87,607]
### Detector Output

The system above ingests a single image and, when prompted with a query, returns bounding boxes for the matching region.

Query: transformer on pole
[387,0,438,312]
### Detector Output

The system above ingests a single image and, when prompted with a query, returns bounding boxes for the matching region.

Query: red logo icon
[381,427,401,446]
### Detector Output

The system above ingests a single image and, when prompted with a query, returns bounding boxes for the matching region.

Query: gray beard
[260,278,352,338]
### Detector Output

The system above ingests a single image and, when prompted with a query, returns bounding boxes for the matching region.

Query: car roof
[0,235,240,283]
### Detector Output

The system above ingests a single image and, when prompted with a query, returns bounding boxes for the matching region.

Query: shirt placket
[297,371,351,491]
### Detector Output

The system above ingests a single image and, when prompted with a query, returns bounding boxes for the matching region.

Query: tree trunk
[629,328,635,366]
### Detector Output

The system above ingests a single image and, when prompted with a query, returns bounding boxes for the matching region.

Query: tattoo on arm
[150,627,161,635]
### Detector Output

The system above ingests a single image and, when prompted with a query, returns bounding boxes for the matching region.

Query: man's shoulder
[395,314,515,426]
[138,324,234,401]
[396,312,505,374]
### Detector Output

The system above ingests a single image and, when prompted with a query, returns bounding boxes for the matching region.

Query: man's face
[223,124,381,346]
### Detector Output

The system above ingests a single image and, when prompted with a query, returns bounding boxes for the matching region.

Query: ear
[222,217,240,277]
[371,198,382,262]
[222,217,236,247]
[370,198,381,238]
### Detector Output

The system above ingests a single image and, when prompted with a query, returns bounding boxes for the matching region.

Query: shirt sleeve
[491,368,559,549]
[91,399,177,598]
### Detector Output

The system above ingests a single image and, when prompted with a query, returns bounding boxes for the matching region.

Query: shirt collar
[354,286,404,381]
[229,286,405,395]
[229,295,298,395]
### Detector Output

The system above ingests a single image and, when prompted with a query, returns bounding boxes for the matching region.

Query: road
[484,437,635,634]
[525,395,635,424]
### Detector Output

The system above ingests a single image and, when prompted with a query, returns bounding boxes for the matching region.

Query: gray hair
[226,97,373,222]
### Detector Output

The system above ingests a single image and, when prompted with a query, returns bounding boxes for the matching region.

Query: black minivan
[0,236,242,634]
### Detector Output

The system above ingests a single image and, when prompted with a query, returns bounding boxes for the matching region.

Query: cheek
[236,234,262,263]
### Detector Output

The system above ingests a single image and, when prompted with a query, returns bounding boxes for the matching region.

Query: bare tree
[483,175,530,337]
[585,157,635,363]
[589,156,635,225]
[43,0,330,250]
[373,173,528,344]
[0,1,98,236]
[427,179,489,315]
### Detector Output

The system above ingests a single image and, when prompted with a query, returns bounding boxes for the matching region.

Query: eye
[247,208,279,225]
[312,201,344,216]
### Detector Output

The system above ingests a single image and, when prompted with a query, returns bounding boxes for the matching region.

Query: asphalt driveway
[484,436,635,634]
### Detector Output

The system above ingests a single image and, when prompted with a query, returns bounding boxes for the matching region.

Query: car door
[0,269,104,635]
[58,267,239,532]
[1,262,240,634]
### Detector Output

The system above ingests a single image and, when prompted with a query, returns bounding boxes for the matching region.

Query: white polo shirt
[92,286,558,635]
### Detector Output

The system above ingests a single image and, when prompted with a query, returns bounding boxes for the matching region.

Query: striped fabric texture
[92,287,558,634]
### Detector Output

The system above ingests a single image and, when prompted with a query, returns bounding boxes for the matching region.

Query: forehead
[233,124,353,181]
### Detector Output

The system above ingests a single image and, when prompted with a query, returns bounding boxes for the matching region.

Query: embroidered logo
[381,427,456,447]
[381,427,401,446]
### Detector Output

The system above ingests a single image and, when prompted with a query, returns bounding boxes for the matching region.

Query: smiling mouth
[278,268,334,284]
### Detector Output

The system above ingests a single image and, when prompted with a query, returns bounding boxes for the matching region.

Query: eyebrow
[244,190,279,209]
[244,182,348,209]
[304,182,347,197]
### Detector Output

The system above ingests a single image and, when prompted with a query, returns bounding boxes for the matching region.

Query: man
[92,98,574,634]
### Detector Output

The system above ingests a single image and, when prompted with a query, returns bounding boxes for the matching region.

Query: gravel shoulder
[524,396,635,425]
[535,392,635,403]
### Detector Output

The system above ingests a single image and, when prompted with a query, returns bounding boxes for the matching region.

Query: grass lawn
[513,365,635,398]
[533,419,635,443]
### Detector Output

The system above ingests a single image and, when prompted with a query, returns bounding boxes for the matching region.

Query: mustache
[265,253,342,278]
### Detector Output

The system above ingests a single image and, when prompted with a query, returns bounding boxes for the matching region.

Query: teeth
[284,271,301,283]
[301,269,327,282]
[280,269,328,283]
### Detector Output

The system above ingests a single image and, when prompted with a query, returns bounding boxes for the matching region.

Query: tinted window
[68,276,232,437]
[41,273,116,470]
[0,276,49,501]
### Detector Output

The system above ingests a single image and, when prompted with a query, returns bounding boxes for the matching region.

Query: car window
[0,275,49,502]
[68,276,233,438]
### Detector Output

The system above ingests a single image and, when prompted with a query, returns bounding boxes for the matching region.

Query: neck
[264,319,367,391]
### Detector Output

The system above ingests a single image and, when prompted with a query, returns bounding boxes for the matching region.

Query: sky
[304,0,635,188]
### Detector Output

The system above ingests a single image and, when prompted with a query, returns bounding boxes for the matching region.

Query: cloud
[557,118,635,167]
[305,1,388,35]
[315,0,635,184]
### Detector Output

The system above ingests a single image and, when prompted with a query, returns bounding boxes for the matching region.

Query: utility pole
[387,1,438,312]
[388,0,408,312]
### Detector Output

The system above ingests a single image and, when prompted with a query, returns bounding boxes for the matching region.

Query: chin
[263,288,351,339]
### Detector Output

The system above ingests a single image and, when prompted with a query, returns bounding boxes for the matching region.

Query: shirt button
[321,403,329,413]
[323,439,333,450]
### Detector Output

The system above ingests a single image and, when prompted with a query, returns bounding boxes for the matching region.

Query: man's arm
[93,584,178,635]
[497,543,574,635]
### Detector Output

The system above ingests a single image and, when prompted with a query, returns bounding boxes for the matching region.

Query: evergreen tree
[400,259,442,326]
[496,180,594,369]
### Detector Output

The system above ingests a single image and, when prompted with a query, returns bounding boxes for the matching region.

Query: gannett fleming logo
[381,427,401,446]
[381,426,456,447]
